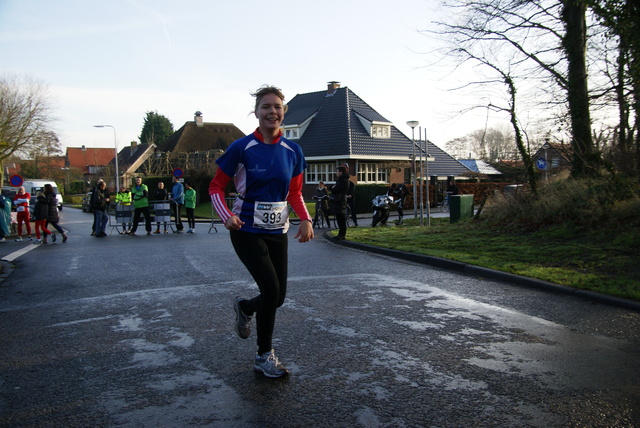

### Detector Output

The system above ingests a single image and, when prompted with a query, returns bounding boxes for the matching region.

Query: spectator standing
[129,177,152,236]
[184,181,197,233]
[90,179,105,236]
[170,176,185,233]
[115,185,132,234]
[0,194,9,243]
[209,85,313,378]
[13,186,32,241]
[153,181,169,233]
[44,183,67,243]
[91,181,110,237]
[447,179,459,197]
[33,191,52,244]
[330,165,350,240]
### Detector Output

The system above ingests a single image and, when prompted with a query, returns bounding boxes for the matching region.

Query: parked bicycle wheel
[345,205,354,227]
[440,192,450,212]
[289,205,301,225]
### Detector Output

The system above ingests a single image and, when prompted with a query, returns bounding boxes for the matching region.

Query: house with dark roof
[106,141,157,187]
[532,141,572,179]
[114,112,246,183]
[282,82,470,196]
[159,112,245,153]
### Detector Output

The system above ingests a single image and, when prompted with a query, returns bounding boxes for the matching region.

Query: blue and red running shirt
[209,129,311,234]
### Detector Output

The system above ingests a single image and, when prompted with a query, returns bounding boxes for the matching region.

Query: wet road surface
[0,208,638,427]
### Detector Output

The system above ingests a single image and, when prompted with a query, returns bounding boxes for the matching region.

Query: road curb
[325,232,640,313]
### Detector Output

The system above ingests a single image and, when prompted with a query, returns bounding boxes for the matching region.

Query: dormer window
[371,124,390,139]
[285,128,299,139]
[355,113,392,139]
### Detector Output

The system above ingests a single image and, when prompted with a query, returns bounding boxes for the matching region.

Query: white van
[21,180,64,211]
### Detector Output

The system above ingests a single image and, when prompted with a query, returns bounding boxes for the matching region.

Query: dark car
[82,192,93,212]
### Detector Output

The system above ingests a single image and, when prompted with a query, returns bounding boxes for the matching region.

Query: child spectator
[184,181,197,233]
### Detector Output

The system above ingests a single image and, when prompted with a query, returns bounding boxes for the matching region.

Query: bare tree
[589,0,640,177]
[432,0,603,179]
[0,74,58,184]
[446,127,516,161]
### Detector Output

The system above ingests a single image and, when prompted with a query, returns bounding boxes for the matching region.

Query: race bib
[253,201,288,230]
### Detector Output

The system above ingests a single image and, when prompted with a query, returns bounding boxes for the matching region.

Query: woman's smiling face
[255,93,285,134]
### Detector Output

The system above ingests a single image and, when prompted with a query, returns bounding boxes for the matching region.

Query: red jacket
[13,192,31,213]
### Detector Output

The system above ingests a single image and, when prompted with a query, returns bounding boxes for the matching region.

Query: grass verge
[333,217,639,302]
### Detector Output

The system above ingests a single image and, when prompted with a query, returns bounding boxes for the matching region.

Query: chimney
[327,81,341,95]
[131,141,137,148]
[195,111,204,127]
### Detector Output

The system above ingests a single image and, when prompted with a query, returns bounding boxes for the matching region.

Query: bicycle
[440,191,451,212]
[312,196,330,229]
[333,204,354,229]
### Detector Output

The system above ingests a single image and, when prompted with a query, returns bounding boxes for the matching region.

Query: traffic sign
[536,158,547,170]
[173,168,184,178]
[9,174,23,186]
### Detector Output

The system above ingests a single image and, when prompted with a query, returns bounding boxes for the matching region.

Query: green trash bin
[450,194,474,223]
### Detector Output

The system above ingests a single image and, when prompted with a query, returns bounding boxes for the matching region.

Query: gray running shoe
[233,297,252,339]
[254,350,288,378]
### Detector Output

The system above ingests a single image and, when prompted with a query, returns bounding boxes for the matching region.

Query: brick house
[66,146,117,188]
[282,82,471,198]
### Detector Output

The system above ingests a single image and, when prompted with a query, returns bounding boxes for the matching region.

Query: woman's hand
[294,220,314,243]
[225,215,245,231]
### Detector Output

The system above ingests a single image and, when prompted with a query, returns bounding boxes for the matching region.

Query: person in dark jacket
[330,165,350,240]
[44,183,67,243]
[33,191,52,244]
[91,180,110,237]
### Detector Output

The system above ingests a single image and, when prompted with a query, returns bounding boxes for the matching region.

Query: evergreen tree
[139,111,174,146]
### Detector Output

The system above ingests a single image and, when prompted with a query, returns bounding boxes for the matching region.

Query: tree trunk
[562,0,599,177]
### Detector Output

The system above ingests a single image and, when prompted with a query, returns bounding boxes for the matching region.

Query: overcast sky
[0,0,500,153]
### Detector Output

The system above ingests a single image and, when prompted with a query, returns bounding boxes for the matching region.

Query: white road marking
[1,243,40,262]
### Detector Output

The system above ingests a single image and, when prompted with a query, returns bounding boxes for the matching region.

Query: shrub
[481,177,640,232]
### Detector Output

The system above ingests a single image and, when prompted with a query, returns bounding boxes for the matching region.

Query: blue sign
[173,168,184,178]
[536,158,547,170]
[9,174,23,186]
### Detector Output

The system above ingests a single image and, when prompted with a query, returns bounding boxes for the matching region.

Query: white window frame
[306,163,336,184]
[357,163,388,183]
[285,128,299,139]
[371,124,390,139]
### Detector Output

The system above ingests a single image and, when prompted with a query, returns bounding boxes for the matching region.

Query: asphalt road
[0,208,639,427]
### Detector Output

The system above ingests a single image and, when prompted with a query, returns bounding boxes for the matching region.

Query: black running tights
[230,230,288,355]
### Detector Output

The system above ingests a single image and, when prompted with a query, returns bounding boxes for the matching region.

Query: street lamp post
[423,129,431,227]
[93,125,119,191]
[418,127,425,226]
[406,121,419,219]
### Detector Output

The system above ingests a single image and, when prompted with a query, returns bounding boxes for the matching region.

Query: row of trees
[432,0,640,192]
[445,127,517,162]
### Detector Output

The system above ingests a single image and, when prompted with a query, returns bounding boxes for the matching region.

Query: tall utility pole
[406,121,419,219]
